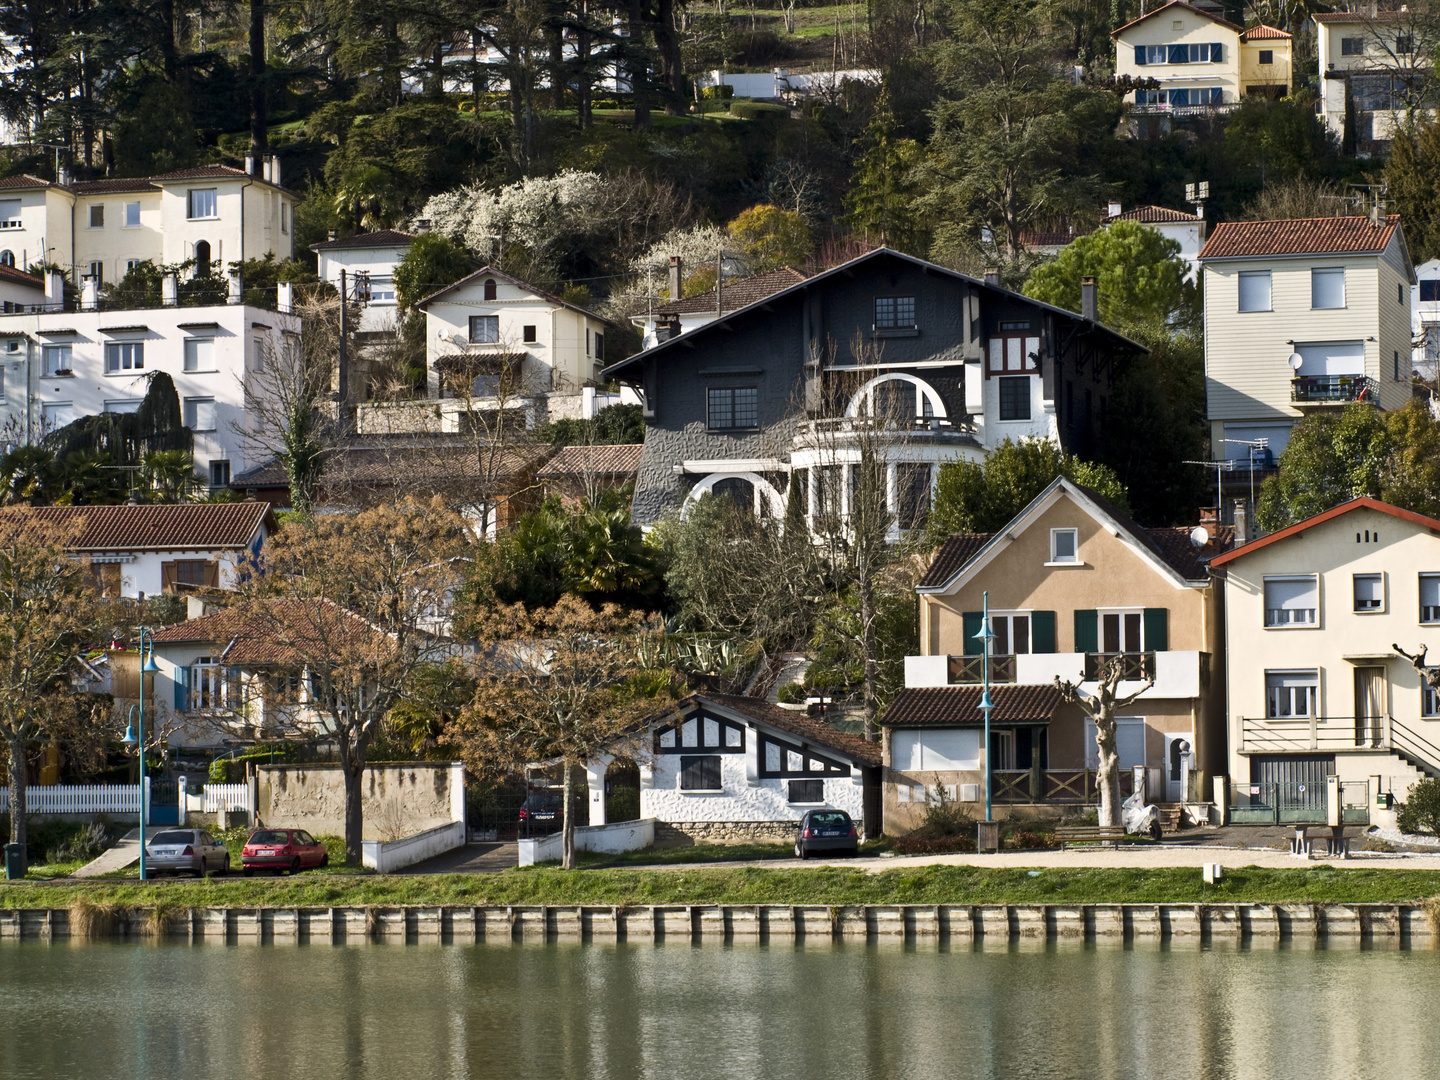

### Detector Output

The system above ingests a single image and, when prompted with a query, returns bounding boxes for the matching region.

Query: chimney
[57,166,70,186]
[80,276,98,311]
[162,272,178,307]
[271,157,281,186]
[1081,276,1098,321]
[44,271,64,306]
[1199,506,1220,527]
[277,281,294,314]
[245,153,255,176]
[668,255,683,301]
[414,218,432,234]
[327,229,337,243]
[227,267,243,304]
[1232,498,1249,547]
[983,266,1001,287]
[1107,200,1122,218]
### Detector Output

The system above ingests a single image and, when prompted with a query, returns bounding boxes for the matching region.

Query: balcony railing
[1234,715,1440,777]
[1291,374,1378,405]
[1083,652,1155,680]
[992,768,1136,804]
[948,655,1017,684]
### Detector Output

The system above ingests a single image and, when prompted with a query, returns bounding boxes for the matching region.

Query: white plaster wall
[112,548,252,599]
[363,820,465,871]
[73,192,163,283]
[317,246,409,332]
[0,187,71,271]
[642,750,865,823]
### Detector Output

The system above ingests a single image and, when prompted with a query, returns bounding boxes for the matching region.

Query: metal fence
[1229,780,1369,826]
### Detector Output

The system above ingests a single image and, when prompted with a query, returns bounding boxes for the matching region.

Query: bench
[1055,825,1127,850]
[1292,825,1351,858]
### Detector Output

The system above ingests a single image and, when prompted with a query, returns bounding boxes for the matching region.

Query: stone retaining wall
[654,821,798,847]
[3,903,1433,945]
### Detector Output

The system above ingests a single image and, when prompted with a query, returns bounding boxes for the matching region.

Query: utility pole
[337,267,349,424]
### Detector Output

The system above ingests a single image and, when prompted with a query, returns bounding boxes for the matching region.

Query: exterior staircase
[1156,805,1184,833]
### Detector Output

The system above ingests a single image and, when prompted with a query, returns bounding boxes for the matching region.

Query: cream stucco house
[888,478,1229,832]
[1209,498,1440,828]
[1315,11,1435,155]
[0,162,296,285]
[1199,215,1414,475]
[1112,2,1291,118]
[311,229,413,334]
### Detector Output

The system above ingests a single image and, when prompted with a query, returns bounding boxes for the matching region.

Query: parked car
[517,791,563,836]
[241,829,329,875]
[146,829,230,877]
[793,809,859,859]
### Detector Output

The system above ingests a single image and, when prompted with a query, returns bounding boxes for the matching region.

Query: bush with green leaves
[1396,777,1440,837]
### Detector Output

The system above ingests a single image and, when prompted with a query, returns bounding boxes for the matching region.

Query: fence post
[1310,712,1317,752]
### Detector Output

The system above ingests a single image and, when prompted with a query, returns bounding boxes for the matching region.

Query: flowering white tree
[419,171,610,266]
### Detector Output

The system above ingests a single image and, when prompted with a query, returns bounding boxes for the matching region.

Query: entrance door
[990,730,1015,770]
[149,779,180,826]
[1354,667,1386,748]
[604,758,641,823]
[1166,735,1193,802]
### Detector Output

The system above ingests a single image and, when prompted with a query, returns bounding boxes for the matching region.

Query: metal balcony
[1291,374,1378,406]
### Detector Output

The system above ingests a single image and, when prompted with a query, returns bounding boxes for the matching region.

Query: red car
[241,828,330,876]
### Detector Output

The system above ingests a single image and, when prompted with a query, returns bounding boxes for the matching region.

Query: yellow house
[1209,498,1440,828]
[1112,1,1292,115]
[1199,215,1415,471]
[886,478,1229,832]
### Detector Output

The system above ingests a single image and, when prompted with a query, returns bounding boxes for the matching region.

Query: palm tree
[139,450,205,503]
[0,446,60,505]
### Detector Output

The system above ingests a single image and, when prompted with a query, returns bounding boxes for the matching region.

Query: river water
[2,940,1438,1080]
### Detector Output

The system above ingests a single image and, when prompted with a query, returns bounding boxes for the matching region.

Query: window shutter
[204,561,220,588]
[1031,611,1057,653]
[160,561,177,593]
[1074,610,1099,654]
[174,665,190,711]
[1143,608,1169,652]
[1135,45,1146,65]
[962,612,984,656]
[1211,42,1222,62]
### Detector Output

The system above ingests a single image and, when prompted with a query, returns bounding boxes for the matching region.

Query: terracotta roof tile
[70,178,160,194]
[151,598,385,665]
[26,502,273,552]
[1200,215,1400,259]
[1242,24,1291,39]
[0,264,44,291]
[1112,1,1242,37]
[1107,205,1201,224]
[1144,524,1235,579]
[882,686,1065,727]
[147,164,252,181]
[309,229,415,252]
[0,174,53,190]
[537,443,644,479]
[918,534,992,589]
[655,267,808,316]
[1312,11,1399,21]
[703,693,881,764]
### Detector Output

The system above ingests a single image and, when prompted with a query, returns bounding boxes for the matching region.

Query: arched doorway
[604,758,640,823]
[194,240,212,276]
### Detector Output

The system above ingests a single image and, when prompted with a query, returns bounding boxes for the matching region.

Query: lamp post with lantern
[119,628,160,881]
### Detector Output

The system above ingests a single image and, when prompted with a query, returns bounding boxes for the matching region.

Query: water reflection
[1,940,1438,1080]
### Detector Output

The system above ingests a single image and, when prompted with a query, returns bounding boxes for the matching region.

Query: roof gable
[1209,497,1440,567]
[918,478,1213,595]
[1111,1,1243,37]
[674,693,881,765]
[414,265,611,324]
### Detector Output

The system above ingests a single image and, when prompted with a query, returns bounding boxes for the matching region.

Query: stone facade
[653,820,799,847]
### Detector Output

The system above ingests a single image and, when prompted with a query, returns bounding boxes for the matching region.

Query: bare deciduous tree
[1055,658,1156,828]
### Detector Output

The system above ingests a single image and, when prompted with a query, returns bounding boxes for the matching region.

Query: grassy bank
[4,865,1440,910]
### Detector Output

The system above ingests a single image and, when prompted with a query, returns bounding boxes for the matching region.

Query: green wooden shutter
[173,665,190,711]
[1073,610,1098,654]
[962,612,984,655]
[1143,608,1169,652]
[1031,611,1057,653]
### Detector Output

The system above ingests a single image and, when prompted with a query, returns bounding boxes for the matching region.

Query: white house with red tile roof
[1209,497,1440,827]
[1198,215,1415,477]
[1100,202,1206,278]
[1112,1,1291,119]
[310,229,414,333]
[1314,11,1435,155]
[26,501,276,599]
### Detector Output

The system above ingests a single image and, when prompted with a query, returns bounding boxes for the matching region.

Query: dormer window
[1050,528,1079,564]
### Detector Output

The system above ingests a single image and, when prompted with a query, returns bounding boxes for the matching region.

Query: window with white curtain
[1238,271,1271,312]
[1263,576,1318,627]
[1266,670,1318,718]
[1312,268,1345,309]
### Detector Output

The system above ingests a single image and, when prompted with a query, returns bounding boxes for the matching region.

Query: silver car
[146,829,230,877]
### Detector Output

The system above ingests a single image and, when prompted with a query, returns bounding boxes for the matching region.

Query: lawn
[5,865,1440,910]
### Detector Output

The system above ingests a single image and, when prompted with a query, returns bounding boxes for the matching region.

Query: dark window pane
[874,297,896,328]
[788,779,824,803]
[733,387,758,428]
[1421,281,1440,302]
[896,296,915,326]
[896,463,931,530]
[711,477,753,512]
[708,388,733,428]
[680,755,721,790]
[468,316,498,343]
[522,325,536,343]
[999,376,1031,420]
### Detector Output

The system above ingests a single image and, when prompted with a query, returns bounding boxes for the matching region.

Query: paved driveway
[403,842,518,874]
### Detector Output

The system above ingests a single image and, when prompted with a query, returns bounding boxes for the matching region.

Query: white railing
[202,783,252,814]
[0,784,140,813]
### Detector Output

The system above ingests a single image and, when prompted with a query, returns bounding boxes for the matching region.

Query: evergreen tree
[843,86,926,253]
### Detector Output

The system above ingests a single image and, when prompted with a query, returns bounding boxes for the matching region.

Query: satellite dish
[1189,525,1210,549]
[1288,352,1304,371]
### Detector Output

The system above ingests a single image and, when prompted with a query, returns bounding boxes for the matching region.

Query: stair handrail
[1388,715,1440,777]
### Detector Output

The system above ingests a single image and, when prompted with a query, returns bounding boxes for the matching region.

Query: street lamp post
[974,591,996,825]
[120,628,160,881]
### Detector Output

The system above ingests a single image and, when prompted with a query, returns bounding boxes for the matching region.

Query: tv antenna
[1185,181,1209,220]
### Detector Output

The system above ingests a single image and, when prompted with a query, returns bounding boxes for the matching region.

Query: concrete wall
[363,820,465,872]
[517,817,655,865]
[256,761,465,841]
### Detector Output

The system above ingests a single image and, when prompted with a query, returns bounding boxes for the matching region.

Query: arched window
[193,240,212,277]
[0,250,13,268]
[483,278,497,301]
[683,472,786,520]
[846,373,946,421]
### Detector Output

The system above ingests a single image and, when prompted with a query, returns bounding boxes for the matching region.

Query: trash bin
[4,842,25,880]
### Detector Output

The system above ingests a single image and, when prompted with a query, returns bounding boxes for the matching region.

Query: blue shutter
[174,665,190,711]
[1211,42,1222,62]
[1031,612,1057,654]
[1135,45,1146,65]
[1168,43,1186,63]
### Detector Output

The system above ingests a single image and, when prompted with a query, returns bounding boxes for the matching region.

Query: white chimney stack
[44,271,64,308]
[245,153,255,176]
[80,276,98,311]
[1108,201,1122,218]
[278,281,294,314]
[162,272,178,307]
[270,157,281,187]
[227,268,243,304]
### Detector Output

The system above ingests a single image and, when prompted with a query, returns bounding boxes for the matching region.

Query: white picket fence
[202,783,252,814]
[0,785,140,814]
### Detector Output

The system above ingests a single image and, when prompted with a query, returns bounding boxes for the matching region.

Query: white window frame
[1311,267,1346,310]
[209,460,231,488]
[1263,574,1319,629]
[187,188,218,220]
[1421,573,1440,624]
[280,202,289,235]
[88,205,104,229]
[988,611,1034,657]
[0,200,21,229]
[1265,669,1319,719]
[184,397,217,431]
[1424,682,1440,718]
[184,337,216,373]
[103,399,144,414]
[1238,270,1272,313]
[41,401,74,427]
[1353,572,1385,614]
[1085,717,1147,770]
[1098,608,1147,653]
[1048,527,1080,565]
[104,341,144,373]
[42,344,72,376]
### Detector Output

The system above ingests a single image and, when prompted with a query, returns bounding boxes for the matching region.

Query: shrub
[700,85,734,101]
[905,782,974,841]
[729,101,787,120]
[1396,777,1440,836]
[893,833,976,855]
[775,682,807,704]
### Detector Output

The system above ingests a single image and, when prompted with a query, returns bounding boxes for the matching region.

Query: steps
[1156,805,1183,833]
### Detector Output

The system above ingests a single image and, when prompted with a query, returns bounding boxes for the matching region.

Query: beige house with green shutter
[885,478,1228,831]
